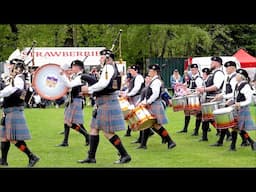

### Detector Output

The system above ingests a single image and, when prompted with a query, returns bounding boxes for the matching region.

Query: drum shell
[118,97,133,118]
[172,96,186,112]
[201,101,219,121]
[185,94,201,111]
[213,107,236,129]
[125,105,156,131]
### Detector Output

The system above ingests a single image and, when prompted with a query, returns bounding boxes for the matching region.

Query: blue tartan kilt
[148,100,168,125]
[234,106,256,131]
[64,98,84,124]
[0,106,31,141]
[90,93,126,133]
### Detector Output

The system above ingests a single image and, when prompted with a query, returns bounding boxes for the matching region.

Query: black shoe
[56,143,68,147]
[199,138,208,142]
[28,155,40,167]
[251,142,256,151]
[77,157,96,163]
[136,145,147,149]
[191,132,199,136]
[208,128,211,132]
[177,129,187,133]
[240,141,250,147]
[0,158,8,166]
[114,155,131,164]
[168,142,176,149]
[131,140,141,144]
[229,147,236,151]
[210,143,223,147]
[58,131,64,135]
[124,133,131,137]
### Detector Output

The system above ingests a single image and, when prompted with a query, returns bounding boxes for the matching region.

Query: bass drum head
[32,63,68,101]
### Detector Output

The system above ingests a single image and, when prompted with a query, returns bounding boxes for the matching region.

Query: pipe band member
[77,49,131,164]
[228,68,256,151]
[177,63,204,136]
[137,64,176,150]
[57,60,90,147]
[123,64,146,137]
[196,56,225,142]
[0,58,40,167]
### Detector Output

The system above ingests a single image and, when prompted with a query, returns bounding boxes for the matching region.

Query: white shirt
[235,81,253,107]
[88,64,114,94]
[212,68,225,89]
[145,75,162,105]
[190,73,204,88]
[0,74,24,98]
[127,74,144,97]
[60,71,83,88]
[223,72,237,100]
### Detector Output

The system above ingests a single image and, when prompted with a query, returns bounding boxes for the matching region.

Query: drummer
[136,64,176,150]
[196,56,225,142]
[210,61,239,147]
[121,64,146,138]
[56,60,89,147]
[226,68,256,151]
[177,63,204,136]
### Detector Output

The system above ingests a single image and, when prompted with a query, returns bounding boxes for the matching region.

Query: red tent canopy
[233,48,256,68]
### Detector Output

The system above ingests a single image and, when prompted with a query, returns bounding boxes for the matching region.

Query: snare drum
[125,105,156,131]
[185,93,201,112]
[213,107,236,129]
[172,96,186,112]
[201,101,220,121]
[118,97,133,118]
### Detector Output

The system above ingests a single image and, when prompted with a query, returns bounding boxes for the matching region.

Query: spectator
[170,69,183,95]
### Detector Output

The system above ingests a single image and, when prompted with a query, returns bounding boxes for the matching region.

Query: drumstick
[28,91,35,106]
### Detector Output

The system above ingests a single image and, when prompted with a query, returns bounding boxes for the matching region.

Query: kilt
[64,98,84,125]
[148,99,168,125]
[90,93,126,133]
[0,106,31,141]
[234,105,256,131]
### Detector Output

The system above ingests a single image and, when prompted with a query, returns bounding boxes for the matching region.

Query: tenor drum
[32,64,69,100]
[185,93,201,111]
[125,105,156,131]
[213,107,236,129]
[172,96,186,112]
[201,101,220,121]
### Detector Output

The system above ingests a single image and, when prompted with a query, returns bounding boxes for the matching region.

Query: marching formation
[174,56,256,152]
[0,48,255,167]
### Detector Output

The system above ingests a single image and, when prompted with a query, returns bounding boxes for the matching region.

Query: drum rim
[202,101,220,106]
[32,63,69,101]
[213,107,233,114]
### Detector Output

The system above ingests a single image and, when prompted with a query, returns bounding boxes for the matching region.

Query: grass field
[1,104,256,168]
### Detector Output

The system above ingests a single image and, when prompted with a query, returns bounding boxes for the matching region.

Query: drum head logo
[46,76,58,88]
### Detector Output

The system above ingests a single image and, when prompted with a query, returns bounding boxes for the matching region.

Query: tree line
[1,24,256,66]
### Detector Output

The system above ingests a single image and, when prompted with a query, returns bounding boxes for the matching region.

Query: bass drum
[32,63,69,101]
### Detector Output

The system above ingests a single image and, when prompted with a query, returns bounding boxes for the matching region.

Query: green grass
[1,104,256,168]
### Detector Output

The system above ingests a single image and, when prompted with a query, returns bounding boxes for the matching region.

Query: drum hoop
[32,63,69,101]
